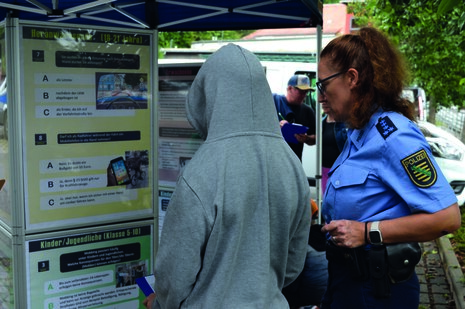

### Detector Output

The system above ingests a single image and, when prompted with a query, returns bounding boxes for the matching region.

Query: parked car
[402,86,427,121]
[417,121,465,207]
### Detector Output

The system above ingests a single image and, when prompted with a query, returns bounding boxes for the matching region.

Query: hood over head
[186,43,280,141]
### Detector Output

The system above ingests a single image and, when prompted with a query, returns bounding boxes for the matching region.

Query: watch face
[370,231,382,244]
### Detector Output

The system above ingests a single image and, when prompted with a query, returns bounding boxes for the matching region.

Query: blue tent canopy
[0,0,322,30]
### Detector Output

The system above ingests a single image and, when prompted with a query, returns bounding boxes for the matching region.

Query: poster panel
[0,27,11,228]
[26,223,153,309]
[157,64,204,188]
[157,189,173,239]
[20,25,153,231]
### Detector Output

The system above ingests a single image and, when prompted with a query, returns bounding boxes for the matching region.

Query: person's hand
[143,293,156,308]
[106,164,117,187]
[279,120,289,128]
[294,133,307,143]
[295,133,315,145]
[306,134,316,145]
[321,220,365,248]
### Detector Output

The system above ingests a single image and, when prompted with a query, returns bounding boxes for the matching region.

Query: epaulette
[376,116,397,140]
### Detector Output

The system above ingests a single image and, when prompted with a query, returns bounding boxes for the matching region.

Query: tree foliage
[158,30,253,57]
[438,0,462,15]
[349,0,465,111]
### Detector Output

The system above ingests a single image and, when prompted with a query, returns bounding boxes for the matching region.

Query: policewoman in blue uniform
[317,27,461,309]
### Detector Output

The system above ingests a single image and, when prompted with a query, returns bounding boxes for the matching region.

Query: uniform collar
[349,109,383,150]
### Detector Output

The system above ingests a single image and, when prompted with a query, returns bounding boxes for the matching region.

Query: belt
[325,240,370,281]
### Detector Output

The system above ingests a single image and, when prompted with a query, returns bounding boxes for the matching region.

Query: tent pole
[316,24,322,224]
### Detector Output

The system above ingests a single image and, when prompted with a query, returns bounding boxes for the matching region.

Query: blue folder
[281,123,308,144]
[136,275,155,296]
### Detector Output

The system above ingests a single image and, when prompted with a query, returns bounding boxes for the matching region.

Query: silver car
[418,121,465,206]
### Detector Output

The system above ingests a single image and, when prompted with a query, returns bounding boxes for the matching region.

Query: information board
[158,189,173,239]
[20,25,153,231]
[157,64,203,188]
[26,223,153,309]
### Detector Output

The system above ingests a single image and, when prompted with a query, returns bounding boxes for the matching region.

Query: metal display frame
[0,19,158,308]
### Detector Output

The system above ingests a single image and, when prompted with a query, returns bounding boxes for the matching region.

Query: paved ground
[418,238,465,309]
[301,238,464,309]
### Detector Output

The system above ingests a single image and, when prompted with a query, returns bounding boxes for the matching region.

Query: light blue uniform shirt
[322,109,457,223]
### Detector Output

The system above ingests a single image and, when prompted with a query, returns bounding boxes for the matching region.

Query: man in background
[274,75,327,308]
[273,74,316,161]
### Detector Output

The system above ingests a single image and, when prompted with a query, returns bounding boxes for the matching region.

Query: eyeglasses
[316,71,346,95]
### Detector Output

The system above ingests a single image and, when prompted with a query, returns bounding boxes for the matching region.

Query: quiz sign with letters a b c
[26,224,153,309]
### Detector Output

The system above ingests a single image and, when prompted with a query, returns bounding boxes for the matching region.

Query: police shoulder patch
[401,149,437,188]
[376,116,397,139]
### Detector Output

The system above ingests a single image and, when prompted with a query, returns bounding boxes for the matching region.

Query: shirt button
[335,180,340,186]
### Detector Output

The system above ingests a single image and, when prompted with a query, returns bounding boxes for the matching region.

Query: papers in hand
[136,275,155,296]
[281,123,308,144]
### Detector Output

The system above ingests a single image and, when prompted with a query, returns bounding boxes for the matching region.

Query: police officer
[317,27,461,309]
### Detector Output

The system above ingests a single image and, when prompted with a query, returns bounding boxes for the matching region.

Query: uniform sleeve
[380,122,457,213]
[152,177,212,308]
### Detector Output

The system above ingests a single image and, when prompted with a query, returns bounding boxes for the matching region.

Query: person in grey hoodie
[144,43,311,309]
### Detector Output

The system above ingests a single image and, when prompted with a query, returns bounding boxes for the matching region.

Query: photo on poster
[96,72,148,110]
[109,156,132,186]
[125,150,149,189]
[106,150,149,189]
[115,261,149,288]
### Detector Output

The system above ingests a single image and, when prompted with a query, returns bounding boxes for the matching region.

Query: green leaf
[438,0,461,15]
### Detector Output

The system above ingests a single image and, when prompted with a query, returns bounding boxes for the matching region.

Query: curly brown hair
[320,27,414,129]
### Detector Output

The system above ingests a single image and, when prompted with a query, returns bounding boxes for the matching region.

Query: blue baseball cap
[288,75,314,91]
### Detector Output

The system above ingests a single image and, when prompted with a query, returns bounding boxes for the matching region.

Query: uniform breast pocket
[328,165,370,220]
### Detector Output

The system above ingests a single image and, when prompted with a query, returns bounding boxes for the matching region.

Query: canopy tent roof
[0,0,322,31]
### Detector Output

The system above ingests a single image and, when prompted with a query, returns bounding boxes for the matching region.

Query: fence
[435,106,465,143]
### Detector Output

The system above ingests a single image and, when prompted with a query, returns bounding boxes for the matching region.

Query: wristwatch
[369,221,383,246]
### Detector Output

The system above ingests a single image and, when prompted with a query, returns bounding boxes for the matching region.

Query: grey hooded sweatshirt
[153,44,311,309]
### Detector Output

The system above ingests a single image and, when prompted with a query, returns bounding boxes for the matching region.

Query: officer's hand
[321,220,365,248]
